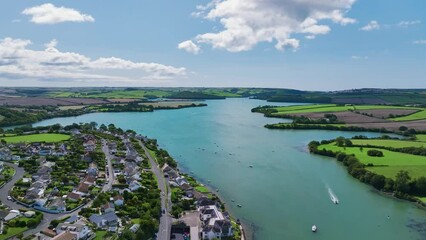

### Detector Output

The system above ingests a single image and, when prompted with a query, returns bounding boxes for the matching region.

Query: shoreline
[142,136,247,240]
[167,155,251,240]
[0,102,208,129]
[309,139,426,208]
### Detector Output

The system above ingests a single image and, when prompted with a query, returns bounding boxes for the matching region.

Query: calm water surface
[34,98,426,240]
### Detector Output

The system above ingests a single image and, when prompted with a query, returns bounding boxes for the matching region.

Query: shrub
[399,126,408,131]
[367,149,384,157]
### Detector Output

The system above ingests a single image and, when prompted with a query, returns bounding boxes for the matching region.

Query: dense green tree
[370,175,386,190]
[415,177,426,195]
[335,137,345,147]
[120,230,136,240]
[395,170,411,193]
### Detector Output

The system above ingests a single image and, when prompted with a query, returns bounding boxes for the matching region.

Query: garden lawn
[319,143,426,179]
[147,149,159,163]
[351,139,426,148]
[195,186,210,193]
[0,227,27,240]
[0,133,70,143]
[391,109,426,121]
[95,231,108,240]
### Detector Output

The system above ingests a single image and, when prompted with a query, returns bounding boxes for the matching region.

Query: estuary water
[34,98,426,240]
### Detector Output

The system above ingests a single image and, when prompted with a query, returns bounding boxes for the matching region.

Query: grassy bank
[318,142,426,179]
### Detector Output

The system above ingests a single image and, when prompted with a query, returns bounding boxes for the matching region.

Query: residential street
[102,141,115,192]
[138,140,173,240]
[0,140,166,239]
[0,162,65,238]
[23,142,114,238]
[0,162,25,210]
[0,141,115,239]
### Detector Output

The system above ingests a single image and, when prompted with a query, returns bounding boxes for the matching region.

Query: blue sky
[0,0,425,90]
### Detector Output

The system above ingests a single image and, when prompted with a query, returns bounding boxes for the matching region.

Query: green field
[366,165,426,181]
[392,110,426,121]
[0,133,70,143]
[319,142,426,179]
[48,89,172,99]
[0,226,27,240]
[416,135,426,142]
[268,123,346,128]
[58,105,86,110]
[351,139,426,148]
[269,104,418,115]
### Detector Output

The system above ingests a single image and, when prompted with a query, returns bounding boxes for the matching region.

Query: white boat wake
[328,187,339,204]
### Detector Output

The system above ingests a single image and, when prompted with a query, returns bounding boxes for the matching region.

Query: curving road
[0,139,172,239]
[0,162,25,210]
[137,140,173,240]
[0,141,115,239]
[0,162,58,238]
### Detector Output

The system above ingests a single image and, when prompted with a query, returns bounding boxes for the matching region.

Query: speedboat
[312,225,317,232]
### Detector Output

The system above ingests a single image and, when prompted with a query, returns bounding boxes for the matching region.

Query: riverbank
[309,136,426,205]
[0,101,207,128]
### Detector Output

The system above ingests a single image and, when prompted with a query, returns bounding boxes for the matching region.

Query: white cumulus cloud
[360,20,380,31]
[180,0,356,53]
[178,40,201,54]
[398,20,421,27]
[0,37,186,83]
[22,3,95,24]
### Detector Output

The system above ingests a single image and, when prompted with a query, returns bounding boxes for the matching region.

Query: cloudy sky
[0,0,425,90]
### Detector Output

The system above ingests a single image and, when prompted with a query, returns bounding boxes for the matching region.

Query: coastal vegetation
[0,101,207,128]
[310,136,426,203]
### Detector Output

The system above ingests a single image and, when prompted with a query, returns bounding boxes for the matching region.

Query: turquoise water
[34,98,426,240]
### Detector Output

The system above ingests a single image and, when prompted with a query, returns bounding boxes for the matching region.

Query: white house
[89,212,119,229]
[199,205,233,240]
[56,223,91,240]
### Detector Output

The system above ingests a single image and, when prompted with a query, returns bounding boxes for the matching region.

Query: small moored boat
[237,204,242,208]
[312,225,317,232]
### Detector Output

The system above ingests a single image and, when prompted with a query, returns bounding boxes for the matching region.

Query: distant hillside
[1,87,426,105]
[168,91,225,100]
